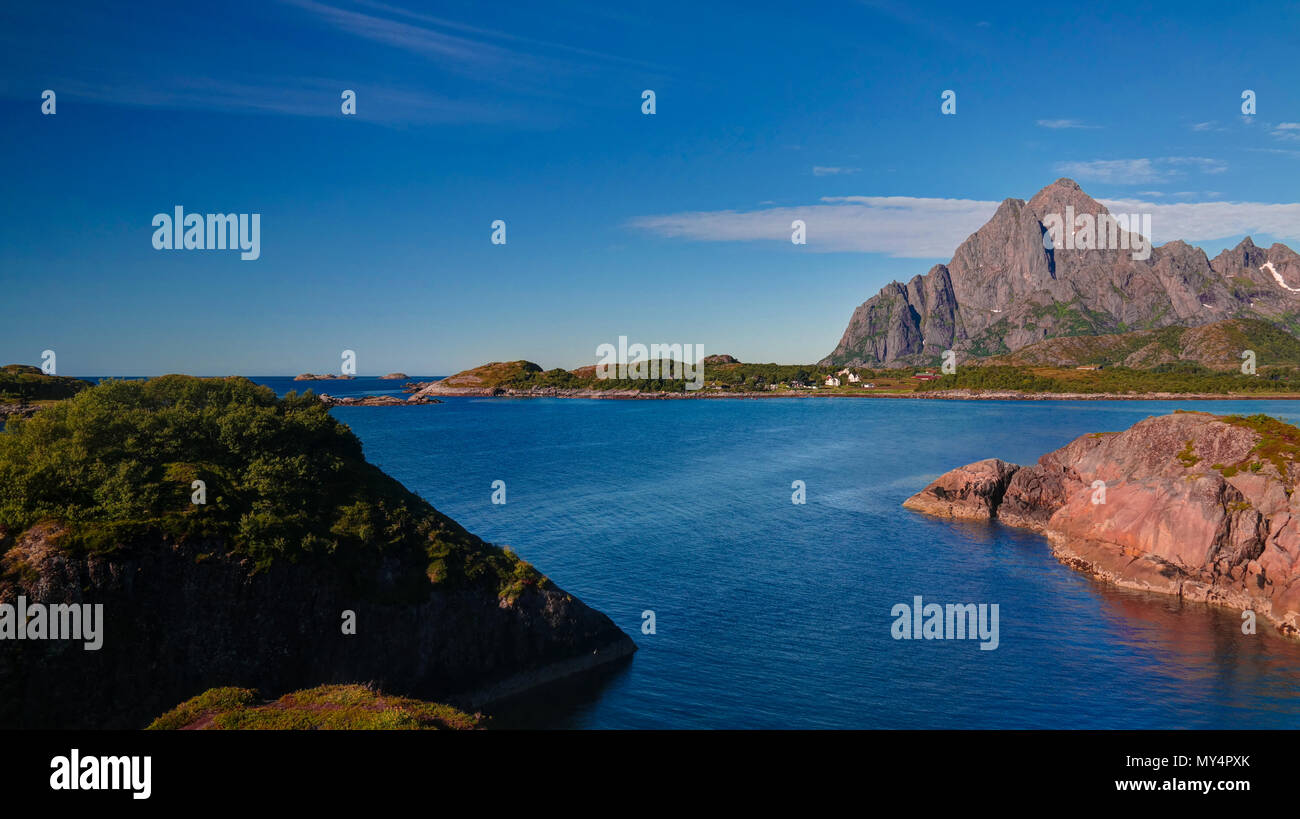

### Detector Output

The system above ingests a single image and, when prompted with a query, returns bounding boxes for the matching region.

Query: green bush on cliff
[0,375,546,599]
[1218,413,1300,479]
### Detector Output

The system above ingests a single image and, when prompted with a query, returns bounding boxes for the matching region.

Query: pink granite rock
[904,411,1300,636]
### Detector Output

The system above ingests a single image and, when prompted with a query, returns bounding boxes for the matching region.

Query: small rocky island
[317,393,441,407]
[905,411,1300,636]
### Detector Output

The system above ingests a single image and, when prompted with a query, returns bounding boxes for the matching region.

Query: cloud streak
[1272,122,1300,141]
[281,0,533,73]
[1054,156,1227,183]
[812,166,861,176]
[1036,119,1099,129]
[45,75,517,124]
[629,195,1300,258]
[629,196,998,257]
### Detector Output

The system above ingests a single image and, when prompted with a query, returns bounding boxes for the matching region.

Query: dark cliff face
[822,264,963,366]
[0,523,634,729]
[822,179,1300,367]
[0,376,636,729]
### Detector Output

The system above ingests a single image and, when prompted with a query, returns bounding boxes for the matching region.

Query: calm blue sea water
[248,384,1300,729]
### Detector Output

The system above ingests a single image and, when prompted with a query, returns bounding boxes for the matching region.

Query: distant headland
[403,348,1300,402]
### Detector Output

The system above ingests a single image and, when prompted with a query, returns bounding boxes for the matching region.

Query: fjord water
[260,385,1300,728]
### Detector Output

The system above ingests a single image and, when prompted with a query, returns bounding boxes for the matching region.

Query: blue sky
[3,0,1300,375]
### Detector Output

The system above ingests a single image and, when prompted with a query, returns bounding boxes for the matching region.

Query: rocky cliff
[0,376,635,729]
[823,179,1300,367]
[904,412,1300,636]
[0,522,632,729]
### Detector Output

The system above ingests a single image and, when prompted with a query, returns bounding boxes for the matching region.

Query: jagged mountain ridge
[821,179,1300,367]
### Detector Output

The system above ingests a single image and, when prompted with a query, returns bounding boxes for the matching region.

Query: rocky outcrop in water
[318,394,441,406]
[904,412,1300,636]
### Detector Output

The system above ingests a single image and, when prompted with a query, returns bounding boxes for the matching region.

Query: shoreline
[405,386,1300,402]
[451,637,637,712]
[1045,533,1297,638]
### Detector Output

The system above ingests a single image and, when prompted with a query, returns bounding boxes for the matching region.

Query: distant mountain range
[821,179,1300,369]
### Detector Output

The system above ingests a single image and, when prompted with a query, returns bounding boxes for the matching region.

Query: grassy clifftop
[148,684,481,730]
[0,375,545,601]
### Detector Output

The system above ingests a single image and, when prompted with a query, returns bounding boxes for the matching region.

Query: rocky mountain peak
[1026,177,1109,219]
[1211,236,1269,274]
[821,180,1300,368]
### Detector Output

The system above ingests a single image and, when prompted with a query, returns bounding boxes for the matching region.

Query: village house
[825,375,841,387]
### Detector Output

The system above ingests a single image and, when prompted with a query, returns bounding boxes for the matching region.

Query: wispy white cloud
[1036,119,1099,129]
[348,0,662,71]
[280,0,533,73]
[812,166,861,176]
[629,194,1300,257]
[2,0,615,123]
[856,0,989,54]
[1101,198,1300,245]
[48,75,516,124]
[1055,159,1162,183]
[281,0,664,83]
[1271,122,1300,141]
[628,196,1001,257]
[1164,156,1228,173]
[1054,156,1226,183]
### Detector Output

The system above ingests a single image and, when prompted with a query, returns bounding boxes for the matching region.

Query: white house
[825,375,841,387]
[837,368,861,383]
